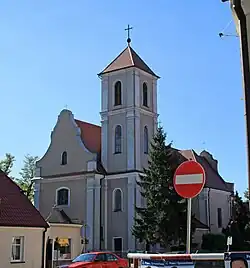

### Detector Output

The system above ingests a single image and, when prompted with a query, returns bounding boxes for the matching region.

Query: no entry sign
[173,160,206,199]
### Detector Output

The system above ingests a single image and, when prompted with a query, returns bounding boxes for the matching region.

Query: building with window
[230,0,250,200]
[34,36,233,254]
[178,150,234,247]
[0,170,48,268]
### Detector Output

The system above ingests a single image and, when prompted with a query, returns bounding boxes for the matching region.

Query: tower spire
[125,24,133,45]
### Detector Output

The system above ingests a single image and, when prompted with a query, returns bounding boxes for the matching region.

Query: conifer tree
[132,126,190,249]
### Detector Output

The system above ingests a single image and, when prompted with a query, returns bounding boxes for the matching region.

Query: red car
[59,252,128,268]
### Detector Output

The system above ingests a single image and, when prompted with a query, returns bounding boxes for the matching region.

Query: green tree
[132,126,192,249]
[16,154,39,202]
[222,191,250,250]
[244,189,249,200]
[0,153,15,175]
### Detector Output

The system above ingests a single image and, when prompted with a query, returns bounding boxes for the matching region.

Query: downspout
[99,175,105,250]
[207,189,211,231]
[133,69,136,170]
[233,0,250,207]
[41,227,48,268]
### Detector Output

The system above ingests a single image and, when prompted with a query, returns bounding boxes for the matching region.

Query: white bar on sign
[175,174,203,185]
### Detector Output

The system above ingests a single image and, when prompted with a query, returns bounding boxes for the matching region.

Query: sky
[0,1,246,195]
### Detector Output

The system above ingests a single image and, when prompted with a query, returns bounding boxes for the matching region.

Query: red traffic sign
[173,160,206,199]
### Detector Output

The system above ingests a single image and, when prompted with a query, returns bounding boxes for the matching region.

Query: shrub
[201,233,226,252]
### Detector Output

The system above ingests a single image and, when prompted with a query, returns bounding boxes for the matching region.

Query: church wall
[36,110,96,177]
[198,188,209,226]
[106,177,128,251]
[191,187,233,233]
[39,175,87,224]
[140,113,155,170]
[106,69,134,111]
[208,188,232,233]
[191,195,200,220]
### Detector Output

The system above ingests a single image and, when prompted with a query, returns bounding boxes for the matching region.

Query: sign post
[186,198,192,254]
[173,160,206,253]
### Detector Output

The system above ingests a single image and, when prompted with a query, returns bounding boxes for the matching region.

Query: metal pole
[186,198,192,254]
[127,252,225,260]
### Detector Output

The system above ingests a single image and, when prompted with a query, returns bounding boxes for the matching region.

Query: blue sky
[0,1,246,194]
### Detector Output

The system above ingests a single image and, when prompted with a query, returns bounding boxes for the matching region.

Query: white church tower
[98,27,160,252]
[99,26,159,174]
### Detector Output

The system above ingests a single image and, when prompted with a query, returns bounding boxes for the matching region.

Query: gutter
[133,69,136,170]
[41,227,48,268]
[208,188,211,231]
[232,0,250,204]
[99,175,105,250]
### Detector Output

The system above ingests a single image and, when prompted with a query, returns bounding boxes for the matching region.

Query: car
[58,252,129,268]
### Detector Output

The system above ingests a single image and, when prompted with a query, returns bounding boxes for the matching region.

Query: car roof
[83,252,116,255]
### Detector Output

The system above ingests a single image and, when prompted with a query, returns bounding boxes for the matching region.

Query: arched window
[114,125,122,154]
[61,151,67,165]
[143,82,148,107]
[114,81,122,106]
[113,188,122,212]
[56,187,70,206]
[144,126,149,154]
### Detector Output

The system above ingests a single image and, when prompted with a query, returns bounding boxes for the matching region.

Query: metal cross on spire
[125,24,133,45]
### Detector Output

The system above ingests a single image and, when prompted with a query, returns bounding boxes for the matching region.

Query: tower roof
[98,45,160,78]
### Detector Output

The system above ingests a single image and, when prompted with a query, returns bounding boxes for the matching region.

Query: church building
[33,32,234,263]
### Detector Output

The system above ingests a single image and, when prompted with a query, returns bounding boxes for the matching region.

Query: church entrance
[45,239,53,268]
[113,237,123,257]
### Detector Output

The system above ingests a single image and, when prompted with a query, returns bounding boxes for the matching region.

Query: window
[61,151,67,165]
[144,126,149,154]
[94,253,106,262]
[114,125,122,154]
[143,82,148,107]
[56,188,70,206]
[11,236,24,262]
[72,253,96,263]
[113,188,122,212]
[217,208,222,228]
[113,237,123,252]
[114,81,122,106]
[54,238,71,260]
[106,253,118,261]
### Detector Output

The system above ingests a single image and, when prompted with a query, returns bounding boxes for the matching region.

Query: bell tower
[98,26,159,173]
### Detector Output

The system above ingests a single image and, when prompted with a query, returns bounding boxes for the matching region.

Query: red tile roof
[75,119,101,153]
[179,149,233,193]
[0,170,49,228]
[98,45,160,78]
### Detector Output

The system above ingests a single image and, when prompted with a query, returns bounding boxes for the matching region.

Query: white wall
[209,188,232,233]
[0,226,45,268]
[199,188,232,233]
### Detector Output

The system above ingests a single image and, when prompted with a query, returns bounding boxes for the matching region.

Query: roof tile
[179,149,233,193]
[0,170,48,228]
[98,45,159,78]
[75,119,101,153]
